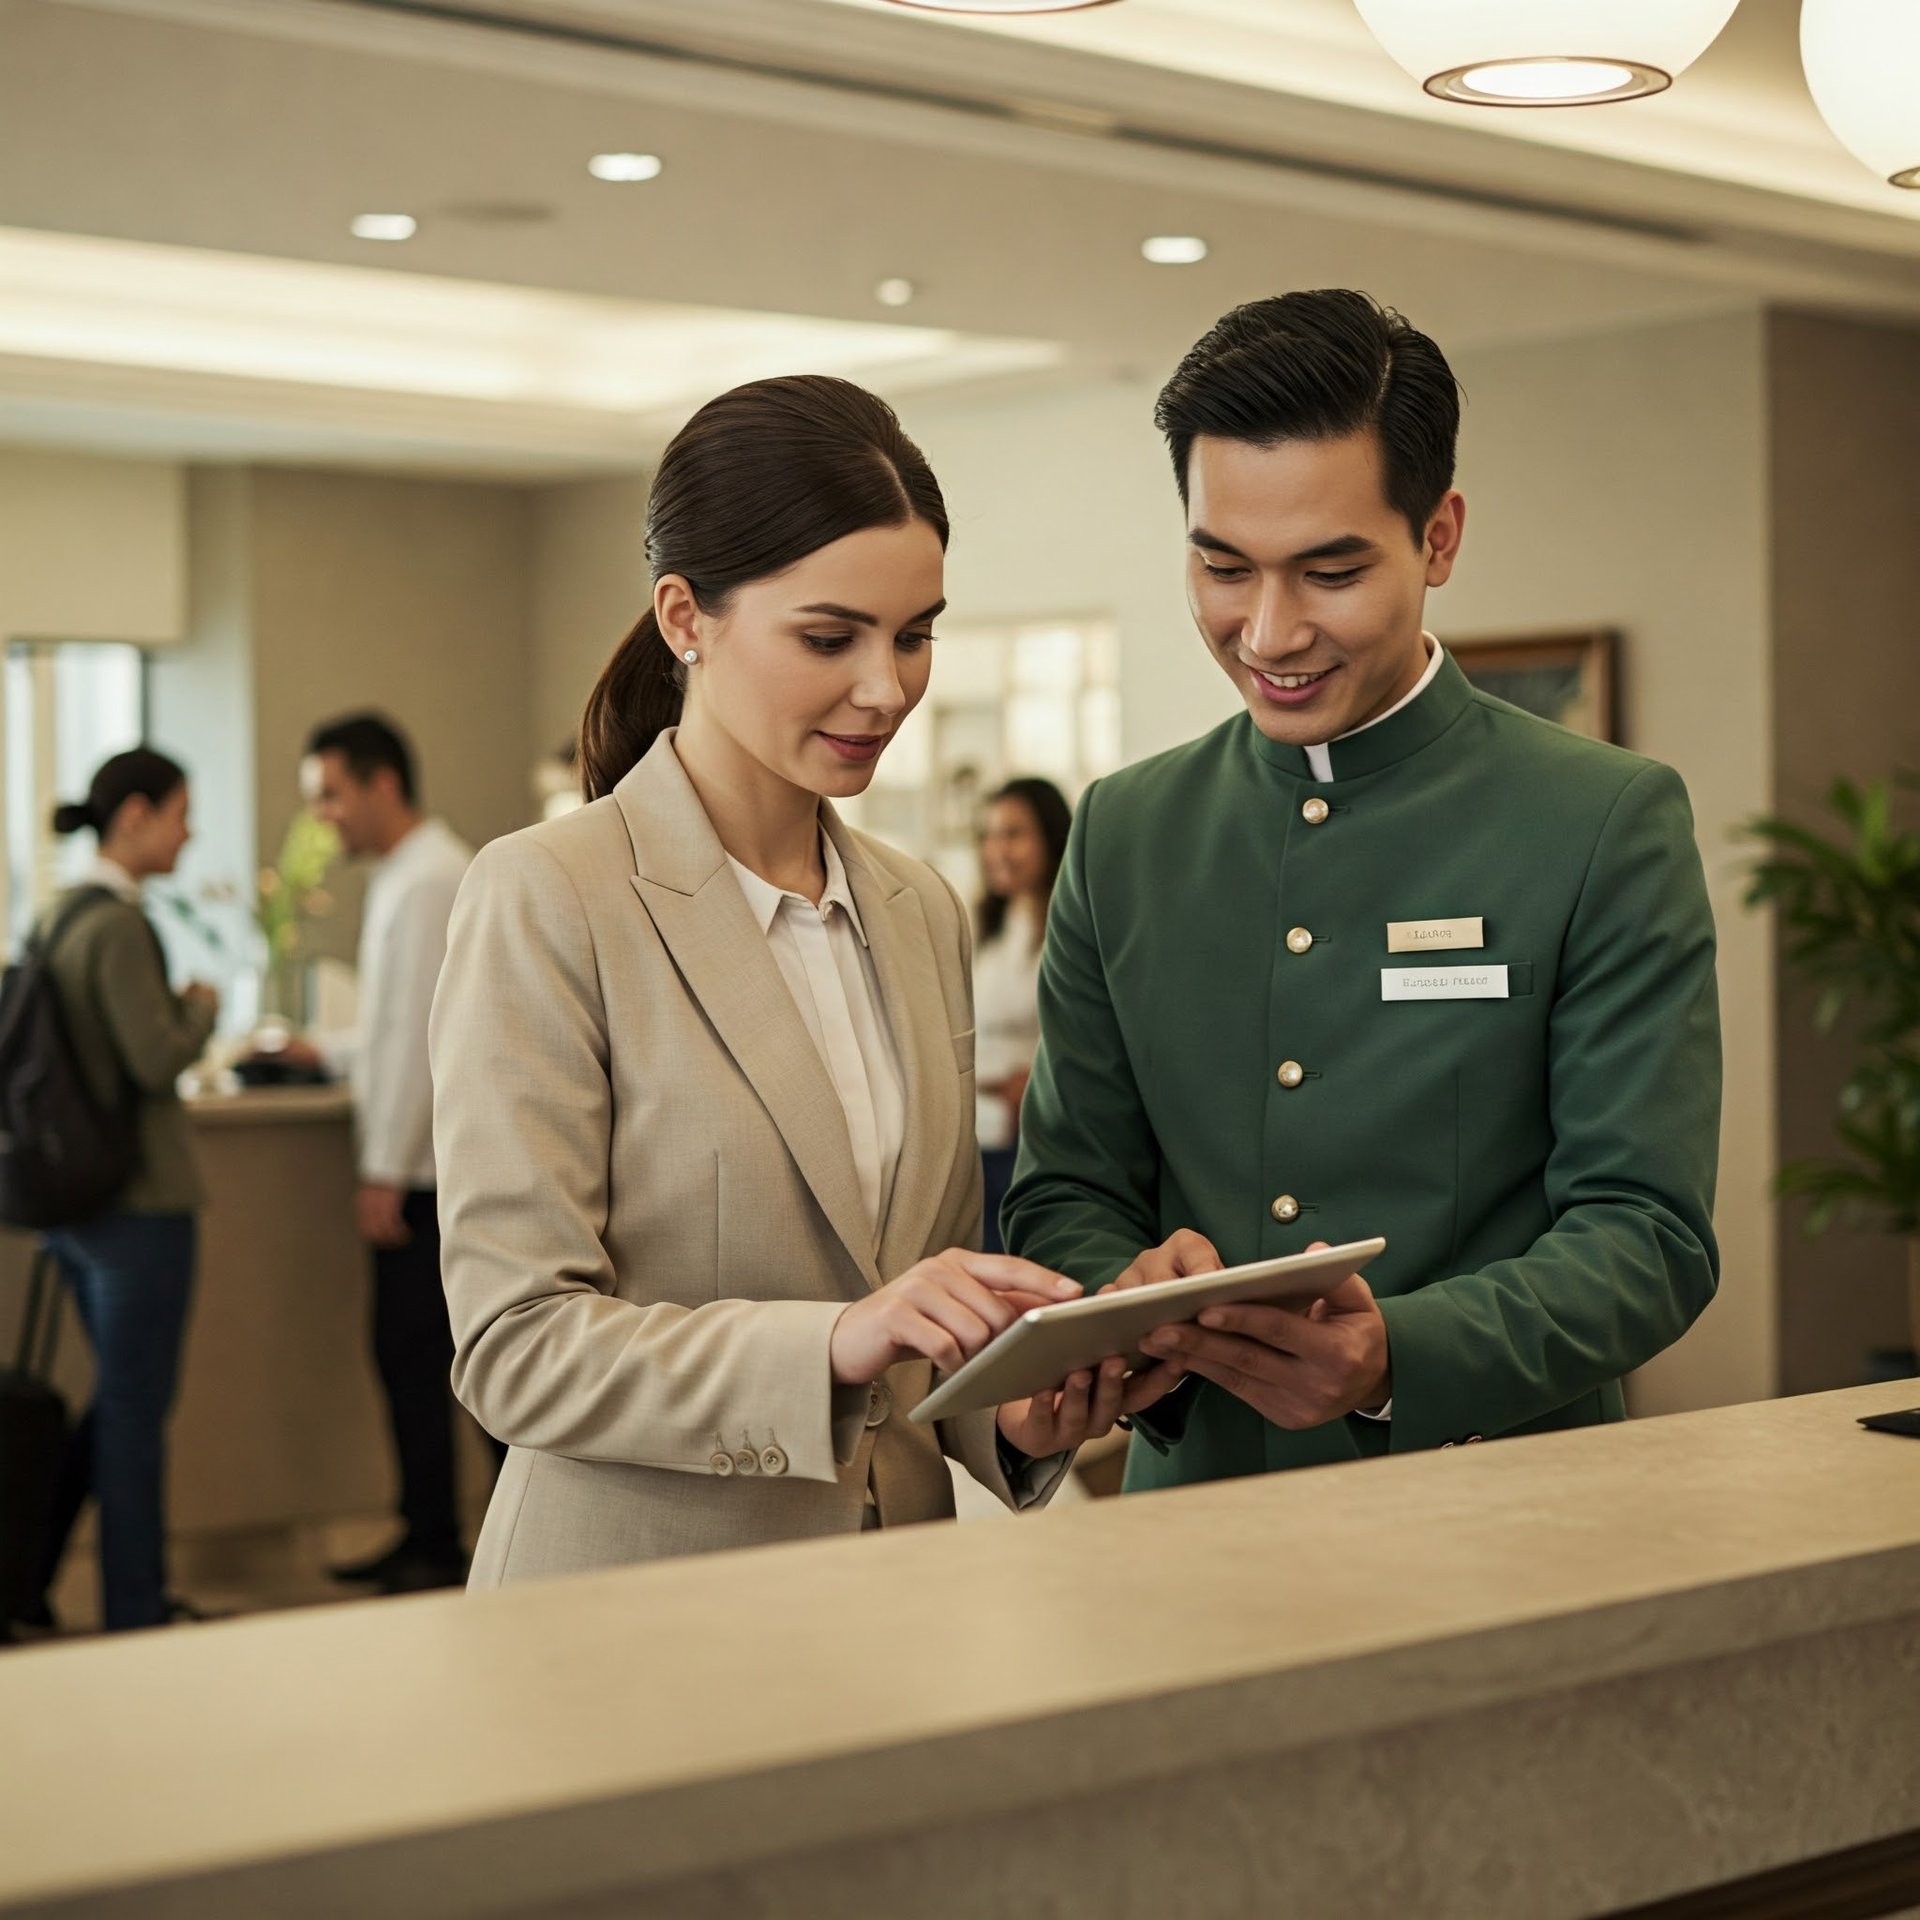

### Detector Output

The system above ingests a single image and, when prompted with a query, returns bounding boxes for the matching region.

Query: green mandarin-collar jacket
[1003,652,1721,1488]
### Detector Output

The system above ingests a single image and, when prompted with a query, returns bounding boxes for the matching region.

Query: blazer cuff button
[709,1451,736,1477]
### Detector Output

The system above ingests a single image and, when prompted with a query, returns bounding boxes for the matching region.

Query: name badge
[1387,917,1485,954]
[1381,965,1509,1002]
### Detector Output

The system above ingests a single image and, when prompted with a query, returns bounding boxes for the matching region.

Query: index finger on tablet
[956,1253,1081,1298]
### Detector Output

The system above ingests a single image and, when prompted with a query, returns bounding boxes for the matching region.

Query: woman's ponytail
[577,374,948,805]
[49,747,187,840]
[579,608,684,802]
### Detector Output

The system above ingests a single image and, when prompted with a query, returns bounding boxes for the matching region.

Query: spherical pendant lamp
[1352,0,1743,107]
[1801,0,1920,189]
[879,0,1117,13]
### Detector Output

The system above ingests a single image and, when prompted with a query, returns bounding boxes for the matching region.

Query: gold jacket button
[1302,798,1330,826]
[1277,1061,1304,1089]
[1270,1194,1300,1224]
[866,1381,893,1429]
[760,1445,790,1476]
[732,1448,760,1476]
[710,1452,735,1477]
[1286,927,1314,955]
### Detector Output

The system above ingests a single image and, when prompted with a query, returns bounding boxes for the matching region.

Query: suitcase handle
[13,1246,63,1381]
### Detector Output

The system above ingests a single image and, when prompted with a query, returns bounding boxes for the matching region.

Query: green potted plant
[254,813,340,1025]
[1743,775,1920,1371]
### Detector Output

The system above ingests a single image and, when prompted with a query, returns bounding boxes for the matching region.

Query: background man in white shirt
[292,713,482,1593]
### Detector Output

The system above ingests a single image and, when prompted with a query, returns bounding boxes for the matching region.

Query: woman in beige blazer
[430,377,1178,1585]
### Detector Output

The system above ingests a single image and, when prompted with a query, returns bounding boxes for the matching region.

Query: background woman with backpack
[26,748,218,1632]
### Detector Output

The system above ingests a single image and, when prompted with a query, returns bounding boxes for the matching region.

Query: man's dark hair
[1154,289,1462,546]
[305,712,417,804]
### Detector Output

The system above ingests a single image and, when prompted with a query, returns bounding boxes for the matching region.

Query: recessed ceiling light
[875,278,917,308]
[350,213,417,243]
[589,152,664,183]
[1142,236,1208,265]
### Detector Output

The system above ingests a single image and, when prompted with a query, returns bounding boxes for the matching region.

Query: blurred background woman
[974,778,1071,1254]
[33,748,219,1633]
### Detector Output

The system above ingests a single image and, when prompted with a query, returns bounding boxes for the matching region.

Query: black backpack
[0,888,140,1230]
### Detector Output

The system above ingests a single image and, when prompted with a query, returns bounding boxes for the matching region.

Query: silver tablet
[908,1236,1386,1425]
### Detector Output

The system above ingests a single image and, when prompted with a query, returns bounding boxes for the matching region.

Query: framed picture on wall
[1447,629,1620,744]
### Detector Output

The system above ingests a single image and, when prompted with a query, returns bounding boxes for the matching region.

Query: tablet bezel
[908,1236,1386,1425]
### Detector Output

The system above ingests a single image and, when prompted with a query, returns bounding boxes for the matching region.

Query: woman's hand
[829,1250,1078,1387]
[996,1352,1186,1458]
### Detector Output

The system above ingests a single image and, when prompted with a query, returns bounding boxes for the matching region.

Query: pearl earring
[682,649,698,665]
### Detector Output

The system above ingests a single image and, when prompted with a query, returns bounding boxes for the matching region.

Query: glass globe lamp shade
[1352,0,1743,106]
[1802,0,1920,189]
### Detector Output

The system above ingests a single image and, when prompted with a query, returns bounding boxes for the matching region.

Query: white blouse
[972,911,1043,1152]
[728,834,906,1246]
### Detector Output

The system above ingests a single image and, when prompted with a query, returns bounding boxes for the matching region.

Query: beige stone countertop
[184,1082,352,1127]
[2,1382,1918,1916]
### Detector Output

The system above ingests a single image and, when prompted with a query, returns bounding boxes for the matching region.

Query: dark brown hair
[1155,289,1461,546]
[578,374,950,801]
[51,747,187,840]
[976,777,1073,945]
[305,712,416,804]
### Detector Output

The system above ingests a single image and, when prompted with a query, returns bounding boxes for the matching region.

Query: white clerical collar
[1304,634,1443,784]
[87,855,144,903]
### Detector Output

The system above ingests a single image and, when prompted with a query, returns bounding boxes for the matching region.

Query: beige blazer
[430,732,1059,1587]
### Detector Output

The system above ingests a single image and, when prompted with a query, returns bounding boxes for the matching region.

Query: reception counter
[2,1381,1918,1918]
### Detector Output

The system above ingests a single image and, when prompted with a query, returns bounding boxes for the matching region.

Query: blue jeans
[40,1213,196,1633]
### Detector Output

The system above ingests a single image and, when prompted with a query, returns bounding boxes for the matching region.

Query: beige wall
[1444,311,1778,1416]
[248,468,536,863]
[140,466,540,974]
[903,376,1239,765]
[528,474,652,765]
[1766,311,1920,1395]
[0,446,185,647]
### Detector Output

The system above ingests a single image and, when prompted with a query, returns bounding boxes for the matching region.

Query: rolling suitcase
[0,1247,68,1635]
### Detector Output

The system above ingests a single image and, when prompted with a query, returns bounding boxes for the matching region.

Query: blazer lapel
[615,738,880,1290]
[827,810,963,1285]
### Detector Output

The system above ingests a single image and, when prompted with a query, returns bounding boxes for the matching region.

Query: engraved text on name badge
[1381,965,1510,1002]
[1386,917,1485,953]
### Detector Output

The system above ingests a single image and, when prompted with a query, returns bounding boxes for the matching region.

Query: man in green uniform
[1003,290,1721,1486]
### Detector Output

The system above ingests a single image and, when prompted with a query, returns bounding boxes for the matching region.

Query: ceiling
[0,0,1915,476]
[819,0,1918,225]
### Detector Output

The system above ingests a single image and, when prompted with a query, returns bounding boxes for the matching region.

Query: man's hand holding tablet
[915,1239,1385,1427]
[1133,1236,1393,1430]
[995,1349,1187,1458]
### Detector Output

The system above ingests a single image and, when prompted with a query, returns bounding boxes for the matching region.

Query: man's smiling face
[1184,428,1465,747]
